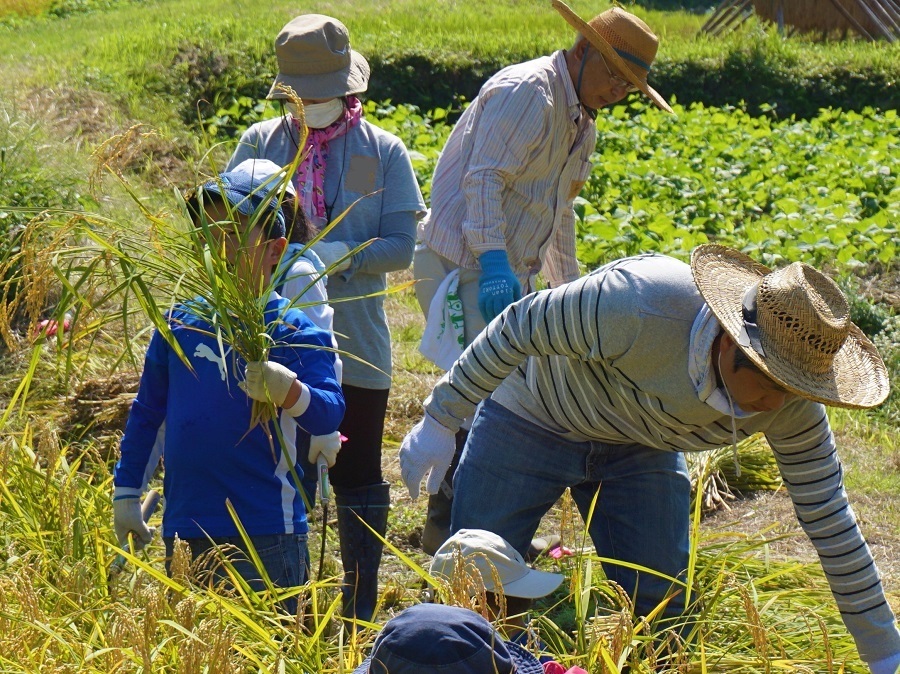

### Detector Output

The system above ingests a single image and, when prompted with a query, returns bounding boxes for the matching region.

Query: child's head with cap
[186,159,300,290]
[352,603,543,674]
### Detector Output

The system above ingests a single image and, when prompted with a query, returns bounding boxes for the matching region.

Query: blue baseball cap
[200,159,295,239]
[352,604,543,674]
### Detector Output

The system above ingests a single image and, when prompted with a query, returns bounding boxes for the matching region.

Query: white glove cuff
[114,486,143,500]
[421,412,456,444]
[333,242,351,273]
[284,382,311,417]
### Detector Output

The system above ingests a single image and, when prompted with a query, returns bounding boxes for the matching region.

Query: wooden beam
[701,0,741,34]
[869,0,900,35]
[710,0,752,37]
[826,0,876,40]
[854,0,896,41]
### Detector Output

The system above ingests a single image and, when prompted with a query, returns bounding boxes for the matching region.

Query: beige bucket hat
[430,529,564,599]
[691,244,889,409]
[268,14,370,100]
[551,0,672,113]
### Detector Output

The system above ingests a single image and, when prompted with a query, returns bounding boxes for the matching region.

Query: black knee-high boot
[335,481,390,622]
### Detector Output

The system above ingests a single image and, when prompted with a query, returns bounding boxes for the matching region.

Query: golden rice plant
[7,88,410,438]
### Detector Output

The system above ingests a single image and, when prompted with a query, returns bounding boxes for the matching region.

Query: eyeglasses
[599,52,638,94]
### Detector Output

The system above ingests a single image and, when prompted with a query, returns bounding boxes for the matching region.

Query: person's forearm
[293,382,345,436]
[425,272,614,428]
[339,211,416,277]
[461,171,509,256]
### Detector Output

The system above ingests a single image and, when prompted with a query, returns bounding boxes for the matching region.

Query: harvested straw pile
[62,372,140,448]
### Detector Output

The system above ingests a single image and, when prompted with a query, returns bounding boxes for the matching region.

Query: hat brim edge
[551,0,674,114]
[690,245,890,410]
[501,569,565,599]
[268,51,370,100]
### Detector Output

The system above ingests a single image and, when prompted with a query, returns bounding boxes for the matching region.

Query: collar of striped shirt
[552,50,587,124]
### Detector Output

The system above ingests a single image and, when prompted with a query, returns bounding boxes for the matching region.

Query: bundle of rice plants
[26,88,401,442]
[688,435,782,514]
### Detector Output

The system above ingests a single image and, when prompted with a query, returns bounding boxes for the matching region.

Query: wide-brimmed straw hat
[691,244,889,409]
[267,14,370,100]
[551,0,672,113]
[352,604,543,674]
[431,529,563,600]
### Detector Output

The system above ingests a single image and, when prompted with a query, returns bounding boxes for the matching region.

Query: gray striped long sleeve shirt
[426,253,900,661]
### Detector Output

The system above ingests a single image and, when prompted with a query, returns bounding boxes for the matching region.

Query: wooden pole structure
[710,0,752,37]
[701,0,741,34]
[826,0,876,39]
[854,0,896,40]
[881,0,900,29]
[869,0,900,35]
[776,0,785,35]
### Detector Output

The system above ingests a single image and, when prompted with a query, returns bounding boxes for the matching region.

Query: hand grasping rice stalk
[43,87,397,438]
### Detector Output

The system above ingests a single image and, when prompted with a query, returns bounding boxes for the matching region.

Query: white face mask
[286,99,344,129]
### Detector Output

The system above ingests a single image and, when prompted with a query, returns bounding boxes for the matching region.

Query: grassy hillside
[1,0,898,123]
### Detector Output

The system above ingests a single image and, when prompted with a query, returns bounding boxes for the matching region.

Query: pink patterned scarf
[293,95,363,226]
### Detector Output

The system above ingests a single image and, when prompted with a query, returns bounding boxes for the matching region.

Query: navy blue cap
[353,604,543,674]
[200,159,295,239]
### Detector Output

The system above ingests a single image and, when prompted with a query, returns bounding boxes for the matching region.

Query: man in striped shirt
[413,1,674,555]
[401,246,900,671]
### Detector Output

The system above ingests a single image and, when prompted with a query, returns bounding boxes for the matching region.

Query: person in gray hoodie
[400,244,899,672]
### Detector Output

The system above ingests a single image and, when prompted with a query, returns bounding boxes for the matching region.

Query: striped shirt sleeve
[460,83,554,257]
[767,402,900,661]
[425,268,633,429]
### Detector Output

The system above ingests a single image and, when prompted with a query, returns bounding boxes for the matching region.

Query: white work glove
[311,241,351,275]
[399,413,456,500]
[113,489,153,551]
[240,360,298,407]
[308,431,342,468]
[869,653,900,674]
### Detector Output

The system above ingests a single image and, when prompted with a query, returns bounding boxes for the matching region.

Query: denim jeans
[451,398,691,619]
[164,533,308,615]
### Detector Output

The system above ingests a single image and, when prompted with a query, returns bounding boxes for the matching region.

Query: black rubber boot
[420,428,468,555]
[335,481,390,622]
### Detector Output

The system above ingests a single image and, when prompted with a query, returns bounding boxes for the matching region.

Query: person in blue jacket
[112,160,345,614]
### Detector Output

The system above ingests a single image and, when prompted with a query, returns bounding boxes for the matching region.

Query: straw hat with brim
[268,14,370,100]
[352,604,543,674]
[431,529,564,599]
[691,244,889,409]
[551,0,672,113]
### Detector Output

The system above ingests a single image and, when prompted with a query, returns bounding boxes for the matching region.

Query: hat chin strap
[738,282,766,357]
[576,44,598,120]
[718,348,743,479]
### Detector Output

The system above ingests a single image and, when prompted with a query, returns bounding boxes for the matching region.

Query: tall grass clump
[0,105,87,341]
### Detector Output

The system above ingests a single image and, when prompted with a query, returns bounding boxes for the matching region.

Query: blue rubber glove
[477,250,522,323]
[869,653,900,674]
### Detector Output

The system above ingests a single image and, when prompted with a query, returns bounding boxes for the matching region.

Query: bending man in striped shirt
[401,245,899,672]
[413,1,674,555]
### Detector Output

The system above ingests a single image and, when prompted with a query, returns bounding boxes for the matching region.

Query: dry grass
[0,0,52,18]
